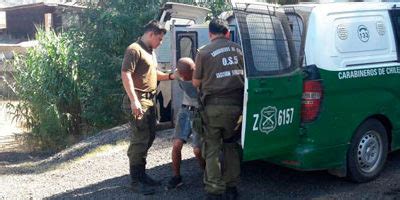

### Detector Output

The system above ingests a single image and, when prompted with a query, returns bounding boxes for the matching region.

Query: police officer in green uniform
[193,18,244,200]
[121,20,175,195]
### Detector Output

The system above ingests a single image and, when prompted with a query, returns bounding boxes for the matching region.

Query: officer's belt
[204,97,242,106]
[223,133,241,143]
[136,90,156,99]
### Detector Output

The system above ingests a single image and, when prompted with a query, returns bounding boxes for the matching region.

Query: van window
[234,7,295,77]
[285,12,304,64]
[229,24,240,44]
[230,30,236,42]
[179,37,193,58]
[247,14,291,73]
[284,7,311,67]
[176,31,198,60]
[389,9,400,61]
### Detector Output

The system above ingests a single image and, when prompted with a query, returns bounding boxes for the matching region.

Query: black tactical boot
[205,193,224,200]
[139,164,161,186]
[130,165,155,195]
[225,187,239,200]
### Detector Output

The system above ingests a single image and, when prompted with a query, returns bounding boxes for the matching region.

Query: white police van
[156,1,400,182]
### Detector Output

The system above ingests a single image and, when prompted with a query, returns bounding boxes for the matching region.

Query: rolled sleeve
[121,48,139,72]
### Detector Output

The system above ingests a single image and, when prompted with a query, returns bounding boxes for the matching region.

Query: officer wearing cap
[121,19,175,195]
[193,18,244,200]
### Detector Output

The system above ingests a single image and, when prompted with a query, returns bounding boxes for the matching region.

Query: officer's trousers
[127,99,157,166]
[203,104,242,195]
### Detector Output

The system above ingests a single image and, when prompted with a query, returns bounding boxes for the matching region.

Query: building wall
[5,6,63,39]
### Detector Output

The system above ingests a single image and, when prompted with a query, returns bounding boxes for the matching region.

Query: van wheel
[347,119,388,182]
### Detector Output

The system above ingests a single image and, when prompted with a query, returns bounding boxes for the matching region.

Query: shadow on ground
[0,151,48,165]
[0,132,53,165]
[0,125,175,175]
[0,124,133,175]
[45,158,204,200]
[45,150,400,200]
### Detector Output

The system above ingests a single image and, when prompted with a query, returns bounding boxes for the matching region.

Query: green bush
[71,0,229,129]
[162,0,230,17]
[9,29,81,150]
[70,0,162,129]
[9,0,231,150]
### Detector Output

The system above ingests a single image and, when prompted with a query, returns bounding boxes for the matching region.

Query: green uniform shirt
[193,36,244,100]
[121,39,158,93]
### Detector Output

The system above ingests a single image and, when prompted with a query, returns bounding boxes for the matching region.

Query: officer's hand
[169,73,176,80]
[131,100,144,119]
[168,72,175,81]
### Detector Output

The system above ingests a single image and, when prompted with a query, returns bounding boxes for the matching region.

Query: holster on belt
[136,90,156,99]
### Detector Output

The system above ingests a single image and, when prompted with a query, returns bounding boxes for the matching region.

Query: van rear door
[158,2,210,25]
[233,3,303,161]
[155,2,210,125]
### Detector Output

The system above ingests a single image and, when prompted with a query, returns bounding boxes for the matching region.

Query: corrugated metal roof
[0,0,87,9]
[0,2,85,11]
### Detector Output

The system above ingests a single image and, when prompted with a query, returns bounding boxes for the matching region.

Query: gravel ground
[2,124,400,200]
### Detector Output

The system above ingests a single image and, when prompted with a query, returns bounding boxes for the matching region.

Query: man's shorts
[174,105,202,148]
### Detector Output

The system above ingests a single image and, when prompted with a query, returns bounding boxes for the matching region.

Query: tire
[347,118,388,183]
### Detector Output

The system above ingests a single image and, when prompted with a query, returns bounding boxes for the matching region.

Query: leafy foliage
[163,0,230,17]
[197,0,232,18]
[9,29,81,150]
[9,0,232,150]
[71,0,229,129]
[70,0,162,129]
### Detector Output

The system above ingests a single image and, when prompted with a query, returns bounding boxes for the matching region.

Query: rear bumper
[265,143,349,171]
